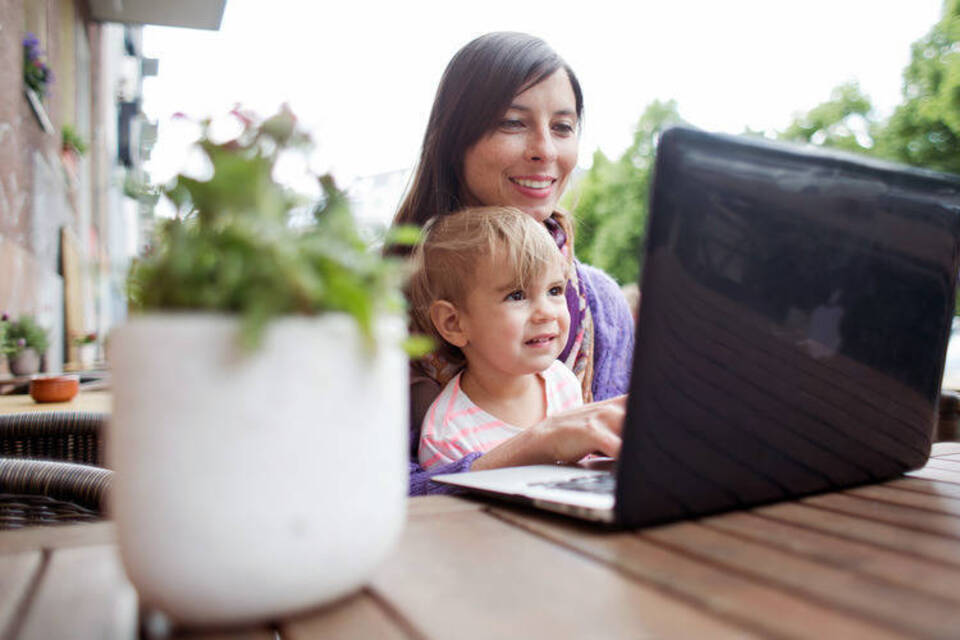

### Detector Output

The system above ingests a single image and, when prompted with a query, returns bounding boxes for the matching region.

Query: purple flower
[16,338,26,348]
[1,312,8,322]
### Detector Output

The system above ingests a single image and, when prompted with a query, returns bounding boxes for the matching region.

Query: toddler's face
[458,255,570,377]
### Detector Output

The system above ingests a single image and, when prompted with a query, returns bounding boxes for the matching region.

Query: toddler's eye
[505,290,525,302]
[549,285,565,296]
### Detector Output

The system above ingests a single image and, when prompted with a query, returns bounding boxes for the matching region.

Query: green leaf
[131,106,416,352]
[402,334,435,358]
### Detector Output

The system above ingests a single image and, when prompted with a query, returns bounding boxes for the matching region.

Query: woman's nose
[526,126,557,163]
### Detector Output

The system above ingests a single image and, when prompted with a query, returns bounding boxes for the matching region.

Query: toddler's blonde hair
[408,206,570,365]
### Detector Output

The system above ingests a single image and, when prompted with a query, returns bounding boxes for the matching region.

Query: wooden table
[0,390,111,415]
[2,443,960,639]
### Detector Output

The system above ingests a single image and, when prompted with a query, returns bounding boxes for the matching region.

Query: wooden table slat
[0,522,115,555]
[845,483,960,514]
[643,521,960,638]
[885,476,960,499]
[15,544,136,640]
[490,506,905,640]
[0,391,112,415]
[802,492,960,538]
[174,629,275,640]
[705,510,960,604]
[281,590,413,640]
[406,495,485,518]
[370,507,753,640]
[0,551,42,639]
[759,501,960,566]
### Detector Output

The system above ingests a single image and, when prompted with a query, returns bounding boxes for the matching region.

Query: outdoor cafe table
[1,443,960,639]
[0,389,111,415]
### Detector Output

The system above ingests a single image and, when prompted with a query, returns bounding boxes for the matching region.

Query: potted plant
[2,314,49,376]
[60,124,88,178]
[22,33,52,100]
[61,124,88,156]
[109,106,425,627]
[72,331,98,369]
[22,33,54,133]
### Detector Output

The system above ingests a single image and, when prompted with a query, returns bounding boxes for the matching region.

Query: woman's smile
[510,175,557,198]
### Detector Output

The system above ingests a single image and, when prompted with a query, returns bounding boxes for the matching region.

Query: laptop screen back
[616,127,960,527]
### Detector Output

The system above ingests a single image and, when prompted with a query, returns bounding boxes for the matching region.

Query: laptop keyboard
[531,473,616,495]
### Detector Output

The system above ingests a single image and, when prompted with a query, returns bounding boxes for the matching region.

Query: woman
[393,32,635,495]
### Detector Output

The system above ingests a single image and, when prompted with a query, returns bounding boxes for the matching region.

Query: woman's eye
[553,122,575,136]
[505,290,525,302]
[499,119,524,130]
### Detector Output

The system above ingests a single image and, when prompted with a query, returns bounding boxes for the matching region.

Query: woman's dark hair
[391,32,583,249]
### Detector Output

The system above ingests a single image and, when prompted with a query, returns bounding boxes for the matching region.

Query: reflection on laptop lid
[433,126,960,528]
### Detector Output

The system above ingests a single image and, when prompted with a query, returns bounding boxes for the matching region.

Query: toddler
[409,206,582,468]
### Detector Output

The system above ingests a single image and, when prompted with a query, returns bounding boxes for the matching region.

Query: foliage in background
[1,315,49,357]
[777,0,960,171]
[61,124,88,156]
[881,0,960,175]
[127,106,426,353]
[778,81,878,153]
[775,1,960,312]
[563,100,683,285]
[571,0,960,296]
[22,33,52,99]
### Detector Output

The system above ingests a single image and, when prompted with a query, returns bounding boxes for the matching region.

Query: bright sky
[142,0,944,222]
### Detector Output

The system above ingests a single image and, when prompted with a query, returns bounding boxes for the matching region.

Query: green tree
[880,0,960,174]
[780,1,960,175]
[778,81,879,154]
[566,100,683,284]
[778,1,960,311]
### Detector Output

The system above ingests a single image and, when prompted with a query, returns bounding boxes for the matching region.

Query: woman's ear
[429,300,468,347]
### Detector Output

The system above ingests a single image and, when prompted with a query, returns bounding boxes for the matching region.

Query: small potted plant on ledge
[109,106,424,628]
[61,124,88,178]
[2,314,49,376]
[72,331,98,369]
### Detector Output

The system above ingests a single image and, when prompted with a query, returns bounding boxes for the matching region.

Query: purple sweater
[408,260,636,496]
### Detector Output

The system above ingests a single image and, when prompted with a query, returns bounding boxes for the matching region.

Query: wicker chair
[0,411,107,466]
[0,459,111,529]
[0,412,111,529]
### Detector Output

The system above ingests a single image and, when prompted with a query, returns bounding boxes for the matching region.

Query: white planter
[8,348,40,376]
[78,343,96,369]
[109,313,408,626]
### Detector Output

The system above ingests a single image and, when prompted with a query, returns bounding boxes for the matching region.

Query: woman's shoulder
[574,259,636,400]
[575,260,631,316]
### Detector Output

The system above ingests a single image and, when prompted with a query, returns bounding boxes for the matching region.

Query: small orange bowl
[29,375,80,403]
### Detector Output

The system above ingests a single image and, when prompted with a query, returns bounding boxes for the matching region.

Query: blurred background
[1,0,956,375]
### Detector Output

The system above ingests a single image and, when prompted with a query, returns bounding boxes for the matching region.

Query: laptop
[432,126,960,528]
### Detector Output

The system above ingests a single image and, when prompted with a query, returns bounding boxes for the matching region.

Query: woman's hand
[469,395,627,471]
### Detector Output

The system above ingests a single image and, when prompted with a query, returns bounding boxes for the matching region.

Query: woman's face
[461,70,579,222]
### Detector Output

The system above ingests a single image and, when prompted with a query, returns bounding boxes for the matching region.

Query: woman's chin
[515,204,555,223]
